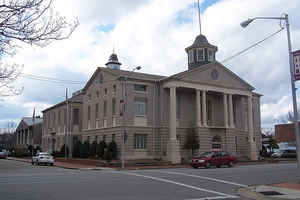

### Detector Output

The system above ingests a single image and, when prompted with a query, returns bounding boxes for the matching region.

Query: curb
[238,186,273,200]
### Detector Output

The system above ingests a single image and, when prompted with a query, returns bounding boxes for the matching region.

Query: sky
[1,0,300,132]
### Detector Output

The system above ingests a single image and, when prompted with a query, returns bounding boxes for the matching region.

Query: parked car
[0,150,8,159]
[32,152,54,166]
[190,151,237,169]
[271,149,296,158]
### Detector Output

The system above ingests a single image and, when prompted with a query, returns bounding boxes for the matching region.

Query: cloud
[1,0,300,131]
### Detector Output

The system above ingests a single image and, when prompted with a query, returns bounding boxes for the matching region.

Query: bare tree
[0,0,79,97]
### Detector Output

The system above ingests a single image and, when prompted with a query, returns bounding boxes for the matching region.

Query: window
[134,134,147,149]
[134,97,147,116]
[58,110,61,125]
[103,135,106,141]
[197,48,204,61]
[104,88,107,95]
[212,135,222,149]
[112,98,116,115]
[73,108,79,125]
[188,50,194,63]
[113,85,116,93]
[208,50,214,61]
[95,103,99,119]
[176,94,180,118]
[112,134,115,141]
[88,94,92,101]
[103,101,107,117]
[99,73,103,83]
[96,91,100,98]
[134,84,147,92]
[87,106,91,121]
[207,100,212,122]
[95,136,98,142]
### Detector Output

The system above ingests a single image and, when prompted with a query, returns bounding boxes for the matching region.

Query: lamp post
[120,66,141,169]
[241,14,300,169]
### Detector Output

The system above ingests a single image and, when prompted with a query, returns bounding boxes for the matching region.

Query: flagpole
[32,108,35,157]
[197,0,202,35]
[65,88,68,158]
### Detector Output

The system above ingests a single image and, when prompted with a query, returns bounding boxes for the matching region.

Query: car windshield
[198,152,214,158]
[39,153,51,156]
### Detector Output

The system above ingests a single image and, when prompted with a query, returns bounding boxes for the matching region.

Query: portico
[164,76,258,163]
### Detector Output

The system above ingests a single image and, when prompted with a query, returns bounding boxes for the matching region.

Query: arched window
[212,135,222,149]
[99,73,103,83]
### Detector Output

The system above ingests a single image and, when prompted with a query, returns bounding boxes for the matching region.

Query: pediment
[83,67,118,91]
[175,62,254,91]
[16,120,29,131]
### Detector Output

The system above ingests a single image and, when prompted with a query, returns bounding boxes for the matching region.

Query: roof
[83,67,166,91]
[185,34,218,52]
[160,61,255,90]
[22,117,43,126]
[105,53,121,66]
[42,92,83,113]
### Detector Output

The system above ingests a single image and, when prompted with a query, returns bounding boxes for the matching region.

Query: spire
[105,50,122,70]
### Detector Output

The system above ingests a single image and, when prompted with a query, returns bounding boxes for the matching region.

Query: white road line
[186,196,239,200]
[157,171,246,187]
[113,171,238,198]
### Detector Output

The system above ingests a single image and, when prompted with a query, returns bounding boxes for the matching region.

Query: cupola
[185,34,218,70]
[105,52,122,70]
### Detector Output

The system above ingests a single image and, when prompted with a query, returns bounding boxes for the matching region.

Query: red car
[191,151,237,169]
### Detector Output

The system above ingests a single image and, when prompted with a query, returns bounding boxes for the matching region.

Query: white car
[32,152,54,166]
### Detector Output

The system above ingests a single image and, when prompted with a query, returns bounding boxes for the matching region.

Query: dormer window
[208,50,214,61]
[197,48,204,61]
[188,50,194,63]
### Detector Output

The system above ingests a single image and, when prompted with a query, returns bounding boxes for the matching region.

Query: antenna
[197,0,202,35]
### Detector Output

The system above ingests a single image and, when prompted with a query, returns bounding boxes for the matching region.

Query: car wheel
[50,163,54,166]
[216,165,221,168]
[228,161,234,168]
[205,162,211,169]
[192,166,198,169]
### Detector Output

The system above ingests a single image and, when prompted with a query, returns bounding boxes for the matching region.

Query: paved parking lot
[0,159,299,200]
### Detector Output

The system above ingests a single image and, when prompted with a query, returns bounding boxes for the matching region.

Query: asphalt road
[0,159,299,200]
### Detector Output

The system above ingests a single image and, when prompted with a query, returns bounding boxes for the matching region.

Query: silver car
[32,152,54,166]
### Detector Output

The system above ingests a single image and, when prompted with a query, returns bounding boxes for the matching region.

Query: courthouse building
[42,33,262,163]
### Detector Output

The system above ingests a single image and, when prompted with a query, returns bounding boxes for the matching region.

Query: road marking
[186,196,239,200]
[157,171,246,187]
[113,171,238,198]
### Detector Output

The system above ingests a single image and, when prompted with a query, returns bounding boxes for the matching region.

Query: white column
[248,96,253,135]
[202,91,207,127]
[167,87,181,164]
[223,93,228,128]
[196,90,202,127]
[229,94,235,128]
[248,96,257,160]
[169,87,177,140]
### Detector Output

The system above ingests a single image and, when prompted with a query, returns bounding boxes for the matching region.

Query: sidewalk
[7,157,112,170]
[238,182,300,200]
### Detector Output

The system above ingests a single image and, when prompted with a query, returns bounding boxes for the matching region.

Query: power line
[20,73,86,85]
[221,27,285,63]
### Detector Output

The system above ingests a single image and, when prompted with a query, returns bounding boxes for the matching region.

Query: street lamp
[241,14,300,169]
[120,66,142,169]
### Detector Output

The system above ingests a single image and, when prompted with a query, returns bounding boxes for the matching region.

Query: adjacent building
[42,33,262,163]
[15,117,43,150]
[42,91,83,153]
[275,123,297,143]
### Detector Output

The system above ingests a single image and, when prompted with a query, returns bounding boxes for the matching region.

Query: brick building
[275,123,297,143]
